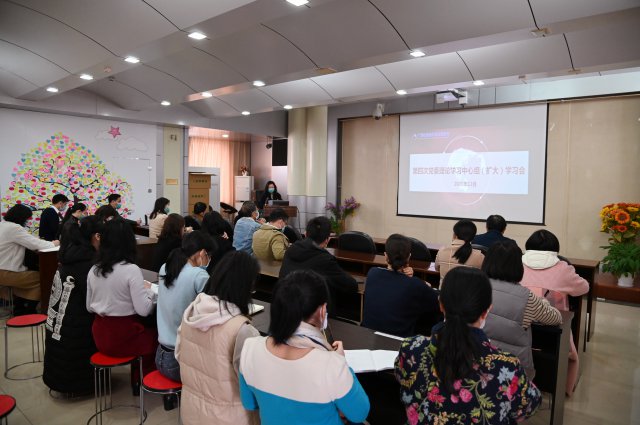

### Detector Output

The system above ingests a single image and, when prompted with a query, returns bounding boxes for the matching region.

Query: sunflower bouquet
[600,203,640,243]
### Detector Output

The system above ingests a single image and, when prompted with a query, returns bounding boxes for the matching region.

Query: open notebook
[344,349,398,373]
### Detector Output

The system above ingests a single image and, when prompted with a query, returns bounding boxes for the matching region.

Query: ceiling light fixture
[286,0,309,6]
[241,111,251,116]
[396,89,407,95]
[253,80,266,87]
[222,134,229,138]
[188,31,207,40]
[161,100,171,106]
[473,80,485,86]
[124,56,140,64]
[79,74,94,81]
[201,92,213,98]
[283,105,293,110]
[409,50,425,58]
[46,87,59,93]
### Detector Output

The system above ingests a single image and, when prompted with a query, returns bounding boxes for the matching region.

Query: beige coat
[435,239,484,283]
[251,224,289,261]
[176,294,260,425]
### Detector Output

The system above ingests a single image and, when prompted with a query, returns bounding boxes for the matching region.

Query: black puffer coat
[42,243,96,394]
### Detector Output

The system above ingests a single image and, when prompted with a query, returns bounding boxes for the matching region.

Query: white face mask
[479,318,486,329]
[322,310,328,330]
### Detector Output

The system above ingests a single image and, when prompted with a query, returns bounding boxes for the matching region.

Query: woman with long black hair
[257,180,282,209]
[148,197,171,239]
[435,219,484,283]
[57,202,87,239]
[395,267,541,424]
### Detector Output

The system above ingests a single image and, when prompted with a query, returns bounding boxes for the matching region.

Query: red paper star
[108,126,121,138]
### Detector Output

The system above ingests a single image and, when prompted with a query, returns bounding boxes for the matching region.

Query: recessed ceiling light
[409,50,425,58]
[396,89,407,95]
[286,0,309,6]
[161,100,171,106]
[473,80,485,86]
[222,134,229,138]
[188,31,207,40]
[241,111,250,116]
[201,92,212,98]
[124,56,140,64]
[283,105,293,110]
[253,80,266,87]
[79,74,94,81]
[46,87,59,93]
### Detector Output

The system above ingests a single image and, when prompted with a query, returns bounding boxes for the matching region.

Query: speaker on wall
[272,138,287,166]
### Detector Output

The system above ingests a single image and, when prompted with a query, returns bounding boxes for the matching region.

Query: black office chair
[283,225,302,243]
[408,237,431,262]
[220,202,237,225]
[472,243,488,255]
[337,231,376,254]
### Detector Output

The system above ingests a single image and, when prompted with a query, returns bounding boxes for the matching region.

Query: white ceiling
[0,0,639,119]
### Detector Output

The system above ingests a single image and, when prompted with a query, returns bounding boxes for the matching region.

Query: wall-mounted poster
[0,108,158,232]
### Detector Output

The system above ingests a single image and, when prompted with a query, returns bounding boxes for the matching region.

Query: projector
[436,89,467,104]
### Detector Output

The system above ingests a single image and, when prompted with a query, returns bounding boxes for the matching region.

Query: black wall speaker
[272,138,287,166]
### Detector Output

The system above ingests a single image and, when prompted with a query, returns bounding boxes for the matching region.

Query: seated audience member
[395,267,541,424]
[156,230,215,384]
[481,240,562,379]
[184,202,207,231]
[233,201,263,255]
[148,197,171,239]
[177,251,261,425]
[473,214,517,248]
[152,214,185,272]
[39,194,69,241]
[94,205,118,222]
[239,270,370,425]
[361,234,439,337]
[257,180,283,209]
[86,219,157,390]
[106,193,140,227]
[0,204,57,315]
[435,219,484,283]
[252,208,290,261]
[201,211,235,273]
[44,216,103,396]
[57,202,87,239]
[280,216,358,313]
[520,229,589,396]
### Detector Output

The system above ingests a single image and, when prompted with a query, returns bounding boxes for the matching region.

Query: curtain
[188,127,251,205]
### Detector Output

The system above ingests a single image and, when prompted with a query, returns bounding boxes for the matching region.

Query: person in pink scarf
[520,229,589,397]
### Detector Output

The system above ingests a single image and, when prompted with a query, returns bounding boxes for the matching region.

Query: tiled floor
[0,300,638,424]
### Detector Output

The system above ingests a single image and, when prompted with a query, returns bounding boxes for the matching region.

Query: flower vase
[241,171,248,176]
[617,273,634,288]
[338,218,346,235]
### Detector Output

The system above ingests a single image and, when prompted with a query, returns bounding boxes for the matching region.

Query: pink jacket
[520,250,589,311]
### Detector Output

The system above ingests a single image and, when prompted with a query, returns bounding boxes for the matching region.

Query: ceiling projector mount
[436,89,468,105]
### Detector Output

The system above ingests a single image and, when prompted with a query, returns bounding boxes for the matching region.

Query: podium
[263,205,297,219]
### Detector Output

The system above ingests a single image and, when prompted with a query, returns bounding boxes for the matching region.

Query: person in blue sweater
[361,233,440,337]
[239,270,370,425]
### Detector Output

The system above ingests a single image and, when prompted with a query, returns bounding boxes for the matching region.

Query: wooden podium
[263,205,297,218]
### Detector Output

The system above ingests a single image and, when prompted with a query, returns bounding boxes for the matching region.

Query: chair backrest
[408,237,431,262]
[283,226,302,243]
[337,231,376,254]
[472,243,488,255]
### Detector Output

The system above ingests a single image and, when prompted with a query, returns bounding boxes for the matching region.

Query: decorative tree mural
[2,132,134,230]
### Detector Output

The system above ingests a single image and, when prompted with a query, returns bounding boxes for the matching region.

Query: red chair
[3,314,46,380]
[140,371,182,424]
[0,395,16,424]
[88,352,142,425]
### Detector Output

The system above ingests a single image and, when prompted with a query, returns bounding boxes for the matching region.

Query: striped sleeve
[523,292,562,328]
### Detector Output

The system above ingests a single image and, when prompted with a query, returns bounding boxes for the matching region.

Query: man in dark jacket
[280,216,358,316]
[472,214,517,249]
[39,194,69,241]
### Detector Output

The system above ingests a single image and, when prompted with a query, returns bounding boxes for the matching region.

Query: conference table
[249,299,573,425]
[37,235,157,312]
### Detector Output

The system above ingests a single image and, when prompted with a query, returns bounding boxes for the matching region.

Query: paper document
[344,350,398,373]
[149,283,159,295]
[374,331,405,341]
[249,304,265,315]
[39,246,60,253]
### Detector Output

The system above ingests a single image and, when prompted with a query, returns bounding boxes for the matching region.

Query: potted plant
[239,165,249,176]
[601,242,640,287]
[325,196,361,235]
[599,203,640,287]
